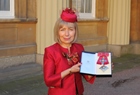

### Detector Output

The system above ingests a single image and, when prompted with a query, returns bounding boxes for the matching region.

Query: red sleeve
[43,48,62,87]
[83,75,96,84]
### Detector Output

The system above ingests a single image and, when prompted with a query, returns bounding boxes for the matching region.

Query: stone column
[107,0,131,57]
[36,0,69,64]
[107,0,131,45]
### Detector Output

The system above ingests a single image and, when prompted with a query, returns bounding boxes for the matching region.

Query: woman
[43,8,96,95]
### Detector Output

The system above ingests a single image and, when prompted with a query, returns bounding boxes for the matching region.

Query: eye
[60,28,65,31]
[69,28,75,31]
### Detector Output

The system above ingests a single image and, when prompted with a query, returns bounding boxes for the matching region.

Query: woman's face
[58,23,76,47]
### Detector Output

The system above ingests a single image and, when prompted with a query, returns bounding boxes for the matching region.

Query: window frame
[71,0,96,19]
[0,0,15,19]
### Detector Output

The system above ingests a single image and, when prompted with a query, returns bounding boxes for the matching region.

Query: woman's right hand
[70,62,81,73]
[61,62,81,78]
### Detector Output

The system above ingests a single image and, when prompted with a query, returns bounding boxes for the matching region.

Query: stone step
[77,37,107,46]
[0,62,42,83]
[84,44,107,52]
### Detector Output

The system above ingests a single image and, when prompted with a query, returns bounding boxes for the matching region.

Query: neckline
[57,43,73,50]
[56,43,74,54]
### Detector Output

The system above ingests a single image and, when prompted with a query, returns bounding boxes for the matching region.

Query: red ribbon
[62,52,79,65]
[97,52,109,65]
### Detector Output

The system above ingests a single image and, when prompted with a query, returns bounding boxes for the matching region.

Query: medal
[97,52,109,72]
[62,52,79,65]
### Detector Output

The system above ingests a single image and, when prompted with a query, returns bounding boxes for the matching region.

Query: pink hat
[61,8,77,22]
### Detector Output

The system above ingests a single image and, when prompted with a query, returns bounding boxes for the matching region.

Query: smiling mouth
[64,38,70,40]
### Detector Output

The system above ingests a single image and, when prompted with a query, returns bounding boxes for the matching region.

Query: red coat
[43,43,96,95]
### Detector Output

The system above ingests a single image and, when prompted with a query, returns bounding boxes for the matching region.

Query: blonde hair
[54,18,79,43]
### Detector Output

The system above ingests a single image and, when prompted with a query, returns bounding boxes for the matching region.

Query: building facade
[0,0,37,68]
[0,0,140,68]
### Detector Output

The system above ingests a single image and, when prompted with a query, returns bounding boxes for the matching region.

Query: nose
[65,29,69,36]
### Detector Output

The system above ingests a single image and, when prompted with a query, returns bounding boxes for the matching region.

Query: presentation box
[80,51,112,76]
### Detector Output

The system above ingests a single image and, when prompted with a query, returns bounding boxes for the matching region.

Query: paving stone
[0,62,43,83]
[0,54,140,95]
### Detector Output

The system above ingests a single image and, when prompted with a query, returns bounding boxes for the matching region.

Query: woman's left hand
[112,62,114,70]
[87,75,93,80]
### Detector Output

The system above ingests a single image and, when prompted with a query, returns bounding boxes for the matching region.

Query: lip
[64,38,70,40]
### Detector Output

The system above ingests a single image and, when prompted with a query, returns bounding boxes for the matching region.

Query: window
[0,0,14,19]
[71,0,96,19]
